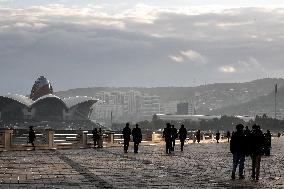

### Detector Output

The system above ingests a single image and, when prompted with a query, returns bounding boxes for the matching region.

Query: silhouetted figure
[264,130,272,156]
[171,125,177,151]
[163,123,172,154]
[216,131,220,143]
[196,130,201,143]
[122,123,131,153]
[249,124,266,181]
[92,128,99,148]
[278,132,281,138]
[226,131,231,142]
[28,126,36,150]
[244,126,251,138]
[230,124,246,180]
[98,128,103,148]
[178,124,187,151]
[132,124,142,153]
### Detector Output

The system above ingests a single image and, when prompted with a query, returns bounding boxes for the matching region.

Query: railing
[0,129,229,151]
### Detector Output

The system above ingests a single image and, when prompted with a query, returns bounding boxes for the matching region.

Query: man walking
[171,125,177,151]
[178,124,187,151]
[163,123,172,154]
[122,123,131,153]
[230,124,247,180]
[28,126,36,150]
[132,124,142,153]
[250,125,266,181]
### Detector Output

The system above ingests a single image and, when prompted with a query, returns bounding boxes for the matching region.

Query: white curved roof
[1,94,33,107]
[63,96,98,109]
[32,94,67,109]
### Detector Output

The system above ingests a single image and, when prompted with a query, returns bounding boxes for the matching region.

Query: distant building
[177,102,189,115]
[0,76,97,121]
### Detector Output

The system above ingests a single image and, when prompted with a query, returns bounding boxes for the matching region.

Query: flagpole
[275,84,277,119]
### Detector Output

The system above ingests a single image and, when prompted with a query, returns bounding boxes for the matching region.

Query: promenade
[0,138,283,188]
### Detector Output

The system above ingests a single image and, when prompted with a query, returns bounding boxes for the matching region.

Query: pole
[275,84,277,119]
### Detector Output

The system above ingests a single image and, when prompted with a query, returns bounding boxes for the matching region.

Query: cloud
[169,55,184,63]
[219,66,236,73]
[1,4,284,93]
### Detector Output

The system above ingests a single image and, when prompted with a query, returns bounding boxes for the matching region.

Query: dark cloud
[0,5,284,94]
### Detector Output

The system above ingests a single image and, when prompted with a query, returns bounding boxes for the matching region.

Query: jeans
[166,140,172,153]
[134,142,139,153]
[124,139,129,152]
[251,154,261,178]
[232,153,245,176]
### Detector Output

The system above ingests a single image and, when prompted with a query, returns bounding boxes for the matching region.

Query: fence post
[108,132,114,144]
[3,129,12,151]
[47,130,54,149]
[80,131,87,148]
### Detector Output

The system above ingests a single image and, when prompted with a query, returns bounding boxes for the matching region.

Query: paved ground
[0,138,284,188]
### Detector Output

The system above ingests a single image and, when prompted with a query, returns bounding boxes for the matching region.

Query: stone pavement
[0,138,284,188]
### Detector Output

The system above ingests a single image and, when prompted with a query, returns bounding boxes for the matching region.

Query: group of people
[92,128,103,148]
[122,123,142,153]
[230,124,272,181]
[162,123,187,153]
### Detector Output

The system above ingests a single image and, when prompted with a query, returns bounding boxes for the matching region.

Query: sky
[1,0,284,94]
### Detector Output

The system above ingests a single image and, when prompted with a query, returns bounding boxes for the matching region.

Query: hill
[54,78,284,114]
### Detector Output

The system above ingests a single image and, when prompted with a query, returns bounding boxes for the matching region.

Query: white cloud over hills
[0,2,284,93]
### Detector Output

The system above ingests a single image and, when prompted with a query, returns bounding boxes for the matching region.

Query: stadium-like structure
[0,76,98,121]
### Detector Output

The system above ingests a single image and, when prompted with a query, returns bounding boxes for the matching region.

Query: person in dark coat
[178,124,187,151]
[226,131,231,142]
[171,125,177,151]
[28,126,36,150]
[196,130,201,143]
[216,131,220,143]
[163,123,172,154]
[264,130,272,156]
[132,124,142,153]
[230,124,247,180]
[92,128,99,148]
[122,123,131,153]
[249,124,266,181]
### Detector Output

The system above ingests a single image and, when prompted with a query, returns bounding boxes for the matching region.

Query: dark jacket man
[122,123,131,153]
[230,124,247,180]
[28,126,36,150]
[132,124,142,153]
[178,124,187,151]
[163,123,172,154]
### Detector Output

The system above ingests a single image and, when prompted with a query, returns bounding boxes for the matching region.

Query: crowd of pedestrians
[27,121,278,182]
[230,124,272,181]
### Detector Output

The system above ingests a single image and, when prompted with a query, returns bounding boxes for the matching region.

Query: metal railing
[0,129,228,151]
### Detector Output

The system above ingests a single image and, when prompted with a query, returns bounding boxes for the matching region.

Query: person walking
[196,130,201,143]
[226,131,231,142]
[171,125,177,151]
[97,128,103,148]
[178,124,187,151]
[216,131,220,143]
[264,130,272,156]
[28,126,36,150]
[250,124,266,181]
[230,124,247,180]
[122,123,131,153]
[163,123,172,154]
[92,128,99,148]
[132,124,142,153]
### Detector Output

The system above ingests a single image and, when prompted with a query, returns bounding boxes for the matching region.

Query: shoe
[239,175,245,179]
[231,173,235,180]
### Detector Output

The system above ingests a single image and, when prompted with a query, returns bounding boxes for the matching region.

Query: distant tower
[30,76,53,100]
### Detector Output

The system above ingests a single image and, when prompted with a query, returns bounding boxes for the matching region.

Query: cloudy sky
[1,0,284,94]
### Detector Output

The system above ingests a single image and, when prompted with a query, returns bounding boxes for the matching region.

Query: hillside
[54,78,284,114]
